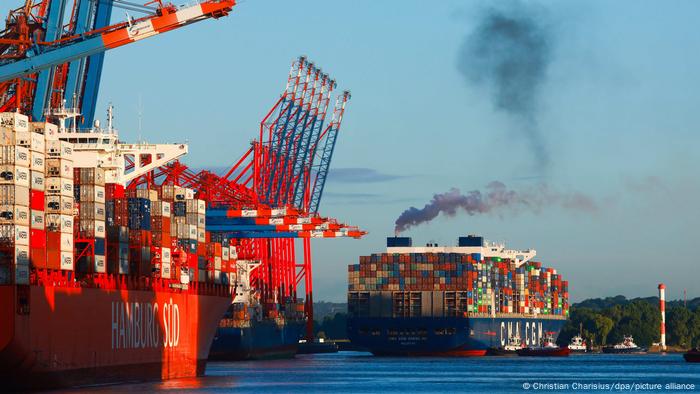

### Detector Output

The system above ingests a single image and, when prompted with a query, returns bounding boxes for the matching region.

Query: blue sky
[79,0,700,302]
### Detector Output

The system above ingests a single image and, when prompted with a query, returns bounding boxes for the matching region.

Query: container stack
[151,200,172,279]
[29,122,52,273]
[45,136,74,271]
[75,168,106,273]
[0,113,31,284]
[348,250,568,319]
[0,115,241,289]
[105,183,129,274]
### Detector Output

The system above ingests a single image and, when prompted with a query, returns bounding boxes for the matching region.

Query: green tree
[667,306,692,347]
[592,314,614,346]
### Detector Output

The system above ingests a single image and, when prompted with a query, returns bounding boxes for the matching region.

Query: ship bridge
[385,235,536,267]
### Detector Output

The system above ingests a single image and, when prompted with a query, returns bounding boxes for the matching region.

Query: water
[66,353,699,393]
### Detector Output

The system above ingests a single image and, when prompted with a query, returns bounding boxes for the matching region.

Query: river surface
[63,352,699,393]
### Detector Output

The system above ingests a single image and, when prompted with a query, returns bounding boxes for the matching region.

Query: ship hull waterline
[0,284,231,390]
[348,316,567,357]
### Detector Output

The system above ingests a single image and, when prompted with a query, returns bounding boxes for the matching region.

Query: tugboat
[683,348,700,363]
[517,334,570,357]
[602,335,647,354]
[568,335,588,353]
[488,334,524,356]
[297,338,339,354]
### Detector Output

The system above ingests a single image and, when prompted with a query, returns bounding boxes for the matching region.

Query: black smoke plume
[394,181,596,233]
[458,2,552,169]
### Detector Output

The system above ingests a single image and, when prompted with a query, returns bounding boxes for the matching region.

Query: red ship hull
[684,350,700,363]
[0,283,231,390]
[517,347,570,357]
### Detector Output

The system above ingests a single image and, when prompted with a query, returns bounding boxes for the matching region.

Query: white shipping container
[197,228,205,243]
[45,195,73,215]
[30,171,45,191]
[0,128,13,145]
[14,264,29,285]
[30,122,59,140]
[14,245,29,265]
[197,214,205,228]
[95,220,106,238]
[214,256,222,270]
[222,247,229,261]
[161,263,171,279]
[0,112,29,132]
[174,186,185,201]
[30,132,45,153]
[94,255,106,274]
[0,205,29,225]
[188,225,197,240]
[185,189,194,200]
[45,177,73,197]
[30,210,44,230]
[45,140,74,158]
[30,151,45,172]
[0,185,29,206]
[46,214,73,234]
[0,146,30,167]
[8,225,30,246]
[14,131,30,147]
[197,199,206,214]
[60,232,73,252]
[45,158,73,179]
[230,246,237,260]
[162,247,171,263]
[0,165,30,187]
[60,252,73,271]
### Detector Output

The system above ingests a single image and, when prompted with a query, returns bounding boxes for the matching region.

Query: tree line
[558,296,700,348]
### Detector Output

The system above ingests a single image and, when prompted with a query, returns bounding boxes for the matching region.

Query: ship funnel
[387,237,412,247]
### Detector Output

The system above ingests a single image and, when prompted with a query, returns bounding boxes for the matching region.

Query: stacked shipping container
[348,251,569,319]
[0,113,239,287]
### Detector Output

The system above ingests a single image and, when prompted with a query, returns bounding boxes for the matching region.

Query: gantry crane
[0,0,234,123]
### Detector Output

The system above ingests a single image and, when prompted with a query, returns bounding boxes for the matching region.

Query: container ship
[209,260,306,360]
[347,235,569,356]
[0,109,246,389]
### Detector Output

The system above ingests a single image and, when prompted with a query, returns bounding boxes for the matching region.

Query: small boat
[602,335,647,354]
[488,334,524,356]
[517,334,570,357]
[297,338,339,354]
[568,335,588,353]
[683,348,700,363]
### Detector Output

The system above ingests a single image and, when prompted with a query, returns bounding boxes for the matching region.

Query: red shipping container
[30,229,46,248]
[47,231,61,251]
[105,183,125,199]
[30,247,46,269]
[30,190,45,211]
[47,249,61,270]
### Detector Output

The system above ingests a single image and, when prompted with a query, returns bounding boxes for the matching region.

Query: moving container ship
[347,235,569,356]
[0,110,238,389]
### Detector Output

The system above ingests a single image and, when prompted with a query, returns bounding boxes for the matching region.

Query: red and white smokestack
[658,283,666,351]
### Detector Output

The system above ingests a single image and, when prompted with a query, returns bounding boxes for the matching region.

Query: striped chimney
[658,283,666,351]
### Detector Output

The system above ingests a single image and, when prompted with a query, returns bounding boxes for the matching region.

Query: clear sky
[57,0,700,302]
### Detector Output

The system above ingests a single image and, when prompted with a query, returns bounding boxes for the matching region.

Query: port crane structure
[0,1,362,338]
